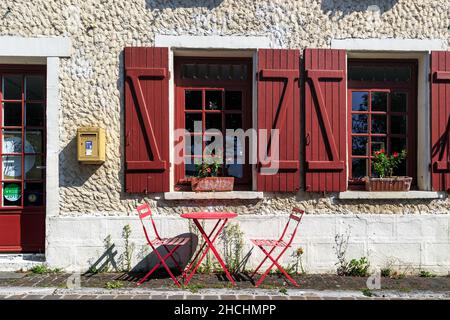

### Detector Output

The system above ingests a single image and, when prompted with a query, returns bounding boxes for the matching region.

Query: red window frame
[347,59,418,189]
[174,57,253,190]
[0,65,46,210]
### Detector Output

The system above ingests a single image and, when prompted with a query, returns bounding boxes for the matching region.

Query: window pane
[352,136,368,156]
[371,137,387,155]
[3,75,22,100]
[352,158,367,179]
[25,130,43,153]
[2,156,22,179]
[24,182,43,207]
[2,130,22,153]
[352,92,368,111]
[3,102,22,126]
[205,114,222,130]
[26,76,44,101]
[2,182,21,206]
[391,92,407,112]
[220,65,232,80]
[185,113,202,132]
[352,114,368,133]
[231,64,247,80]
[225,91,242,110]
[182,64,196,79]
[349,66,411,82]
[391,137,407,153]
[391,115,407,134]
[225,114,242,130]
[184,135,202,157]
[185,90,202,110]
[205,91,222,110]
[25,155,43,180]
[197,64,207,79]
[25,103,45,127]
[208,64,220,80]
[372,114,387,133]
[185,160,199,177]
[371,92,387,111]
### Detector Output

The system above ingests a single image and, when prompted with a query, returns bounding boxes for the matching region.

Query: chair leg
[257,246,299,288]
[251,245,277,277]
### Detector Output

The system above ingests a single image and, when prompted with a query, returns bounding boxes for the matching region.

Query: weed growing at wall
[120,224,135,272]
[29,265,62,274]
[221,222,244,274]
[333,227,351,276]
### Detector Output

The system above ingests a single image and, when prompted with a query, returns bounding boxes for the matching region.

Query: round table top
[180,212,238,219]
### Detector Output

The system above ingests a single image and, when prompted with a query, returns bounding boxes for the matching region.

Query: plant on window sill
[191,156,234,192]
[365,149,412,191]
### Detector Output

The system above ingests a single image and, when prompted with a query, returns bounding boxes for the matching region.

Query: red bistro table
[181,212,238,286]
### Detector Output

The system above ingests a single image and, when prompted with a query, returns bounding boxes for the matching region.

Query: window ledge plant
[191,157,234,192]
[365,149,412,191]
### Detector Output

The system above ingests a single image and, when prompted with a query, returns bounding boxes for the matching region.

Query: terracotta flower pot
[191,177,235,192]
[365,176,412,191]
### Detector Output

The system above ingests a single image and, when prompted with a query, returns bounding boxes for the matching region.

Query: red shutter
[257,49,300,192]
[304,48,347,192]
[124,47,170,193]
[431,51,450,191]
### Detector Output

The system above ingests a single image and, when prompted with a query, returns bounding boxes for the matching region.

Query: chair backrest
[278,207,304,246]
[136,203,161,241]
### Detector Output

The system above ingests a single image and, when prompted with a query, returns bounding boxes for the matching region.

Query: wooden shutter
[124,47,170,193]
[431,51,450,191]
[304,48,347,192]
[257,49,300,192]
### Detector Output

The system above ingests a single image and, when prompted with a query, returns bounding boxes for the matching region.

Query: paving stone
[78,295,102,300]
[130,295,152,300]
[58,294,80,300]
[236,295,255,300]
[290,296,307,300]
[169,295,186,300]
[148,295,168,300]
[96,295,116,300]
[202,295,220,300]
[22,295,45,300]
[185,295,201,300]
[254,295,272,300]
[271,296,289,300]
[221,295,237,300]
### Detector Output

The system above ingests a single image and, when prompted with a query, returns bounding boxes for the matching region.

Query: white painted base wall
[36,214,450,275]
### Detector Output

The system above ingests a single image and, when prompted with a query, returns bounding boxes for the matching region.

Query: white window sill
[164,191,264,200]
[338,191,447,200]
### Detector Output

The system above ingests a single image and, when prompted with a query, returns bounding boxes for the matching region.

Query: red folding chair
[136,203,190,287]
[250,207,304,287]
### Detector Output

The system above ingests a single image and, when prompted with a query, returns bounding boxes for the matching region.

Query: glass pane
[2,130,22,153]
[2,182,21,206]
[2,102,22,126]
[220,65,232,80]
[352,158,367,179]
[205,91,222,110]
[352,136,368,156]
[205,114,222,130]
[372,114,387,133]
[25,103,45,127]
[225,91,242,110]
[184,135,202,157]
[25,155,43,180]
[371,136,387,155]
[371,92,387,111]
[185,113,202,133]
[25,130,43,153]
[26,76,44,101]
[391,115,407,134]
[352,92,368,111]
[182,64,196,79]
[349,66,411,82]
[388,66,411,82]
[352,114,368,133]
[208,64,220,80]
[24,182,44,207]
[391,137,407,153]
[197,64,207,79]
[3,75,22,100]
[185,90,202,110]
[225,114,242,130]
[391,92,407,112]
[185,160,199,177]
[231,64,247,80]
[2,156,22,179]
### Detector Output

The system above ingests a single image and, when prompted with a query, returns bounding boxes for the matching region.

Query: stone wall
[0,0,449,215]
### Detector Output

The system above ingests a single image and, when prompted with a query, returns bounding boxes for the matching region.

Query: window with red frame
[348,60,417,189]
[174,58,253,189]
[0,67,46,208]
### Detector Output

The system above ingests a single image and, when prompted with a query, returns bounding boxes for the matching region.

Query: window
[0,66,46,208]
[175,58,252,190]
[348,60,417,189]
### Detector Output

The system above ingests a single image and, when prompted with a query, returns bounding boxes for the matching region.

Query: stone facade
[1,0,449,216]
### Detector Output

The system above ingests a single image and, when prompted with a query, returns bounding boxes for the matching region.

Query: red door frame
[347,59,418,189]
[174,57,253,190]
[0,65,46,253]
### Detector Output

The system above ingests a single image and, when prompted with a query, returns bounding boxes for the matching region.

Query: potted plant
[365,149,412,191]
[190,157,235,192]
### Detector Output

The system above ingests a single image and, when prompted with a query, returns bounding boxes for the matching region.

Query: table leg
[193,219,236,286]
[182,219,221,278]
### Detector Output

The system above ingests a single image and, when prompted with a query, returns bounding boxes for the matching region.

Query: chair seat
[250,239,288,247]
[152,237,190,246]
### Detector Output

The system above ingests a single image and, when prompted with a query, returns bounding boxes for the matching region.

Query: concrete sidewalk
[0,286,449,300]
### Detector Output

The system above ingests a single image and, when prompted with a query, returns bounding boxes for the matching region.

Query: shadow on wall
[59,136,102,188]
[145,0,224,10]
[321,0,397,17]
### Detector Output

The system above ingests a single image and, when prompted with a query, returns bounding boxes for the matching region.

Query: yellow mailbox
[77,127,106,164]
